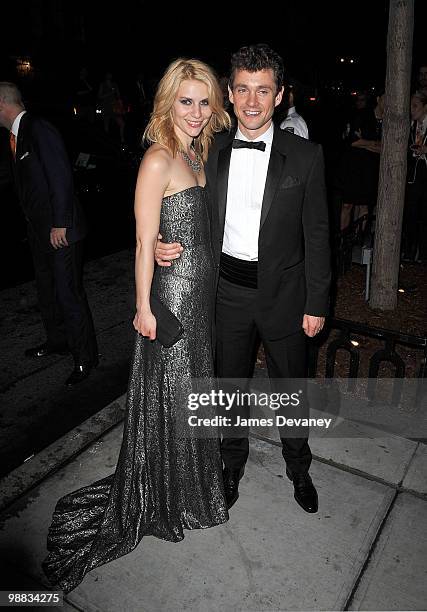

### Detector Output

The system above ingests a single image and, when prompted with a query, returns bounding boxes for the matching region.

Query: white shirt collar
[11,110,26,137]
[235,121,274,144]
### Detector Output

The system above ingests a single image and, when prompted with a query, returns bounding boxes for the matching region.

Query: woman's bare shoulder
[137,144,173,179]
[137,144,174,190]
[143,143,174,167]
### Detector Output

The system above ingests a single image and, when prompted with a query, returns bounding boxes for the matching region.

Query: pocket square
[19,152,30,160]
[280,175,301,189]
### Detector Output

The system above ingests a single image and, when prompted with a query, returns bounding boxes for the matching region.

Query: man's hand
[50,227,68,249]
[154,233,183,267]
[302,314,325,337]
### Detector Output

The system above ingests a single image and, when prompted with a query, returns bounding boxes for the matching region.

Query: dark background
[1,0,426,477]
[1,1,426,106]
[1,0,426,291]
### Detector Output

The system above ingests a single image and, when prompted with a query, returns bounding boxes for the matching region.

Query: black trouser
[28,228,98,364]
[216,276,312,475]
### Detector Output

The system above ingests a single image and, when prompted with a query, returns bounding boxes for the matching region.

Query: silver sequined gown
[43,186,228,593]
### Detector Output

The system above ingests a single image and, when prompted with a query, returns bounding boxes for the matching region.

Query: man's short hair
[229,44,285,92]
[0,82,24,106]
[287,78,305,108]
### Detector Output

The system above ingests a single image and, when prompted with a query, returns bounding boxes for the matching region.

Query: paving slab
[0,424,394,612]
[310,431,418,486]
[252,408,418,486]
[349,492,427,611]
[402,443,427,496]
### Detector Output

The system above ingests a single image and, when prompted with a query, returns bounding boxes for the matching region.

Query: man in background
[416,64,427,90]
[280,80,309,139]
[0,82,98,386]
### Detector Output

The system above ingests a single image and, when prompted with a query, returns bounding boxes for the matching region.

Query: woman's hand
[133,310,157,340]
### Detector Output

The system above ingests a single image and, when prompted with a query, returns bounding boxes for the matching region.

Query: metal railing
[335,214,373,275]
[308,317,427,405]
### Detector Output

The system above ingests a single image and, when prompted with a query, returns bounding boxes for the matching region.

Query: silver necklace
[180,148,202,173]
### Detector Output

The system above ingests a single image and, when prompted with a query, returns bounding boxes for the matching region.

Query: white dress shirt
[222,123,274,261]
[280,106,309,139]
[11,110,27,138]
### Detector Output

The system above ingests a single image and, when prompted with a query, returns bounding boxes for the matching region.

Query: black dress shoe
[65,360,98,387]
[25,343,69,358]
[286,468,318,513]
[223,466,245,509]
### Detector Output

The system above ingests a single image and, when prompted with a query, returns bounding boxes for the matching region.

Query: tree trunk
[369,0,414,310]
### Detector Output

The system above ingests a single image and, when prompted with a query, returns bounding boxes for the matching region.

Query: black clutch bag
[150,294,184,347]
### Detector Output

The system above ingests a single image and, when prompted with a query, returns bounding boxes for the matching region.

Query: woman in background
[98,71,126,145]
[402,89,427,262]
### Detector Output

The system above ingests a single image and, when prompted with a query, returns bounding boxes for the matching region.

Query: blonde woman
[43,59,231,593]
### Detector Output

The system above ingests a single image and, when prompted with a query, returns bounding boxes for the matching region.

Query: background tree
[369,0,414,310]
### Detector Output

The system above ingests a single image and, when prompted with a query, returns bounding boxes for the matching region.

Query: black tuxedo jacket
[13,113,87,252]
[205,126,331,339]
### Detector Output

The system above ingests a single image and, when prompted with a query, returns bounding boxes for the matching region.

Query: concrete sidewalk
[0,401,426,611]
[0,248,136,476]
[1,247,426,611]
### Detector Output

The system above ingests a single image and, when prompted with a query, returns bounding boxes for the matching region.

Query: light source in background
[16,57,33,77]
[398,288,405,293]
[338,57,357,65]
[350,339,360,347]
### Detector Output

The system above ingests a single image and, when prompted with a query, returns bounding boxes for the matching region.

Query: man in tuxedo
[156,45,330,513]
[0,82,98,386]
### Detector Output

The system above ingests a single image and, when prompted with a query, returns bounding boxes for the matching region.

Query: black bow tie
[232,138,266,152]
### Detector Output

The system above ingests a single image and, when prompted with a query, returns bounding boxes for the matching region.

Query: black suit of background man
[0,82,98,385]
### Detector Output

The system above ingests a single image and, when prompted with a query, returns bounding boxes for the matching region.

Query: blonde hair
[144,58,230,161]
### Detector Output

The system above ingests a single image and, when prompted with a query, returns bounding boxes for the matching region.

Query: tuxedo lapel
[216,140,233,238]
[259,144,286,229]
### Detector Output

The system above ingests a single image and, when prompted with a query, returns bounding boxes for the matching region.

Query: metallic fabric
[43,186,228,593]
